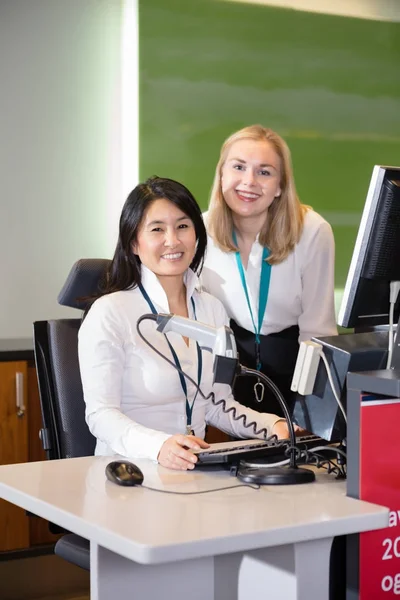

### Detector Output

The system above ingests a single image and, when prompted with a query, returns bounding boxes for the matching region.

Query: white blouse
[78,266,282,461]
[201,209,337,342]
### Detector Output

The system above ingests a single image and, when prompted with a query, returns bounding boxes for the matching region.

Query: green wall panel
[139,0,400,290]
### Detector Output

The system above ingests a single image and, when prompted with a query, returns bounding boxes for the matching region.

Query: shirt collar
[140,266,199,312]
[232,227,262,246]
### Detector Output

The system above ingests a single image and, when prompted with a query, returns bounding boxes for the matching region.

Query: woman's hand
[158,435,210,470]
[272,419,302,440]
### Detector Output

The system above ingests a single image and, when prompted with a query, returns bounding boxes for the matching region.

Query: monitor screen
[292,331,388,441]
[338,165,400,330]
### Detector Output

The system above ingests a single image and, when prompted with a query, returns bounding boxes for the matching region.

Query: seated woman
[78,176,297,471]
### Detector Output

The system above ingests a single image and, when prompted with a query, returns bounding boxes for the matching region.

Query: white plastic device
[291,341,322,396]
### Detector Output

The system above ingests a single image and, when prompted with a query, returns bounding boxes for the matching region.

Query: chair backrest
[34,319,96,459]
[57,258,110,310]
[33,258,111,460]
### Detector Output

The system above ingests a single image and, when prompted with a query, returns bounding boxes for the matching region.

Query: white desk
[0,456,388,600]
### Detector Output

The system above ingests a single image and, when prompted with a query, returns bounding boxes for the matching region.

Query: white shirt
[201,209,337,342]
[78,266,282,461]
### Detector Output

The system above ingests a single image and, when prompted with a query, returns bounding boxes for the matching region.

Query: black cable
[136,315,281,442]
[316,459,345,479]
[309,445,347,460]
[311,453,340,473]
[207,393,278,440]
[265,443,346,478]
[141,483,260,495]
[306,447,347,478]
[242,446,346,478]
[299,449,346,479]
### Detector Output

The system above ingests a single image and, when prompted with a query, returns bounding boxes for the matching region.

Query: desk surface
[0,456,388,564]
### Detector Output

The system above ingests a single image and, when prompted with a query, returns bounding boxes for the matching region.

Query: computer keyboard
[193,435,330,465]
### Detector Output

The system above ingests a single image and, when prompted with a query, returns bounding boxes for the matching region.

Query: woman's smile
[235,189,261,202]
[161,251,184,261]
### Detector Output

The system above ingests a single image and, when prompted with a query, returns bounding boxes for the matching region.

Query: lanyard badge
[233,232,271,403]
[139,284,202,434]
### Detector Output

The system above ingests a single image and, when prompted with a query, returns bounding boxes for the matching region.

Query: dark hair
[99,176,207,297]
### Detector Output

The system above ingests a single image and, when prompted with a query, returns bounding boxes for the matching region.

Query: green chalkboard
[139,0,400,291]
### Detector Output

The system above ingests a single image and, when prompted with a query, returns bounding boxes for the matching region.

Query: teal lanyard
[232,231,271,371]
[138,284,202,435]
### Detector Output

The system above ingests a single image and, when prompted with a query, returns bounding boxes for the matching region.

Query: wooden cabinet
[0,345,61,552]
[0,361,30,551]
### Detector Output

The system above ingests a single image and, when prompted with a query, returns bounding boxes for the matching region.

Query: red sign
[359,399,400,598]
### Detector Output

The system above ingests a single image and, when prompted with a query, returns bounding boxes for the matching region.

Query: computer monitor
[292,331,388,441]
[293,165,400,441]
[338,165,400,331]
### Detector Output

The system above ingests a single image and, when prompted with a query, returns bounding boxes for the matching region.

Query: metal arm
[156,314,237,359]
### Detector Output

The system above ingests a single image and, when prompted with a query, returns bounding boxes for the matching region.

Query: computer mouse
[105,460,144,486]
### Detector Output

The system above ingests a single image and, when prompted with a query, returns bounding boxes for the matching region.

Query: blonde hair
[207,125,309,264]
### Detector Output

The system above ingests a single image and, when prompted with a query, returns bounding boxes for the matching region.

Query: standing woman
[202,125,337,417]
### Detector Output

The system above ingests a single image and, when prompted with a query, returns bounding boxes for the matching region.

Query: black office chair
[33,258,111,571]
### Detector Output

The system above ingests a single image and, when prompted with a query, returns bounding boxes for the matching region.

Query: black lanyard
[139,283,202,435]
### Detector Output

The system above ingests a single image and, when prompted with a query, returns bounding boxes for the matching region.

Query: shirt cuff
[147,432,173,462]
[270,417,286,433]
